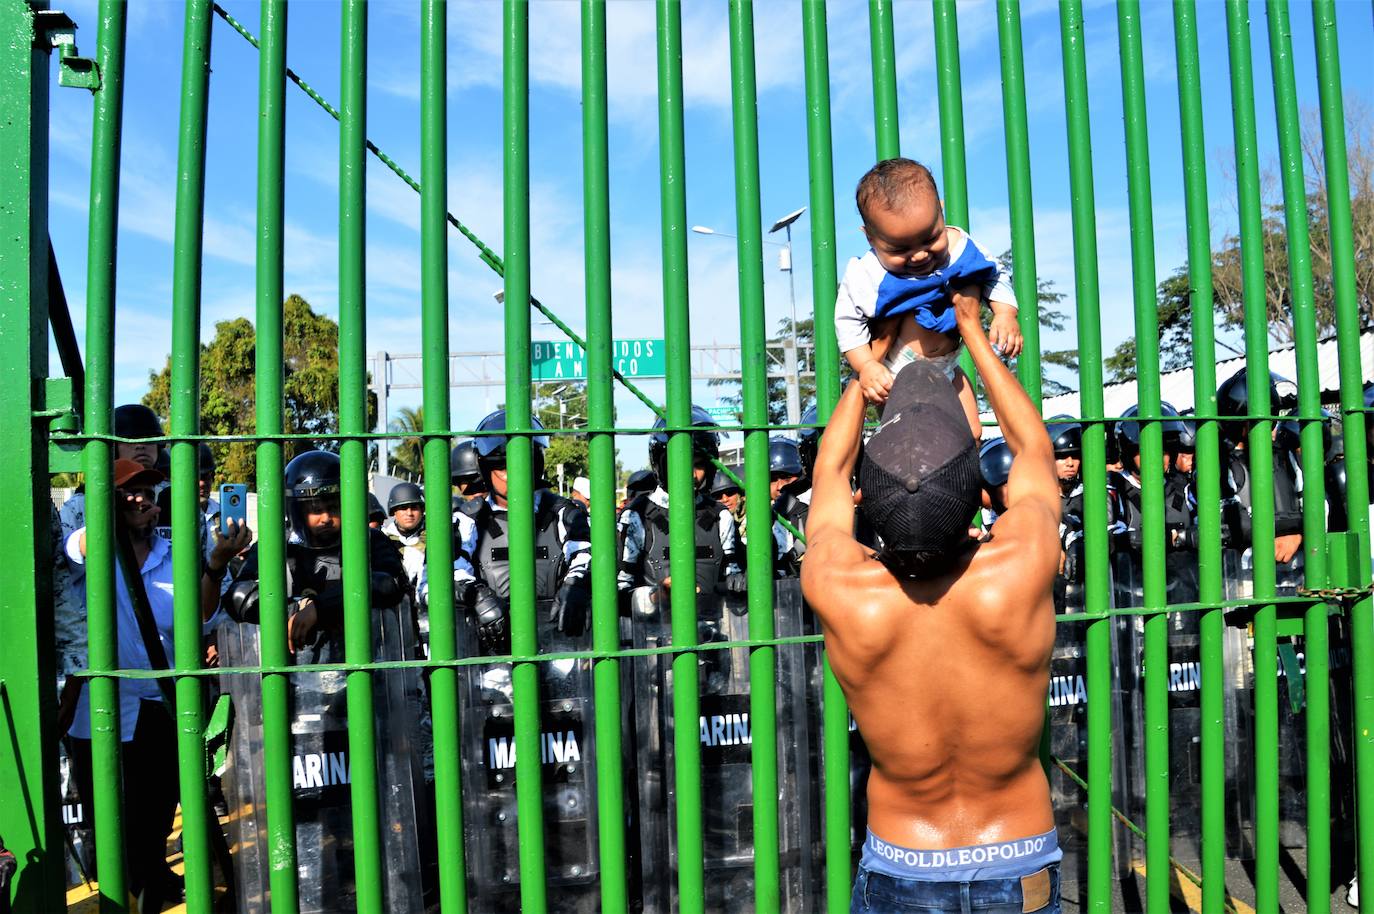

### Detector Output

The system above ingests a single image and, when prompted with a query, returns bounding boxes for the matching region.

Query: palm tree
[388,406,424,478]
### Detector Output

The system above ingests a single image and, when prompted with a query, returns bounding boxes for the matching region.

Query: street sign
[705,406,738,423]
[530,338,665,381]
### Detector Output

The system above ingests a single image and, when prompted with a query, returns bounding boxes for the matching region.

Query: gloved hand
[718,572,748,595]
[457,579,511,655]
[551,576,591,638]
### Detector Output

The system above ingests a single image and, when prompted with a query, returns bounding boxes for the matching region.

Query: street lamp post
[692,205,808,426]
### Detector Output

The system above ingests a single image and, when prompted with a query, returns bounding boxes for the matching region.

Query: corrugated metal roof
[980,330,1373,438]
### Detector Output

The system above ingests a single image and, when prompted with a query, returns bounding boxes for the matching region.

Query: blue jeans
[851,863,1061,914]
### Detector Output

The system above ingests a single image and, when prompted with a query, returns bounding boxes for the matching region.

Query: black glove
[551,576,591,638]
[718,572,748,595]
[472,583,510,655]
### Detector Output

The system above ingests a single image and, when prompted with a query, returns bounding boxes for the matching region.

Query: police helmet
[367,492,386,522]
[1217,367,1299,442]
[768,437,804,478]
[387,481,424,514]
[797,405,821,478]
[198,443,216,479]
[648,406,721,492]
[626,469,659,499]
[473,410,550,489]
[1116,402,1185,455]
[978,437,1014,489]
[450,438,481,483]
[1045,415,1082,457]
[711,464,744,497]
[114,404,165,440]
[1327,457,1349,517]
[1275,411,1336,457]
[285,450,343,546]
[1176,420,1197,451]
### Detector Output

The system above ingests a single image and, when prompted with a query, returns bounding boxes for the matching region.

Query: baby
[835,158,1022,438]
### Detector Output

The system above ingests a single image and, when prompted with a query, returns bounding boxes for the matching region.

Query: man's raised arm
[953,289,1058,517]
[801,380,867,556]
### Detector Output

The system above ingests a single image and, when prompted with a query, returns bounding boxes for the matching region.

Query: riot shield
[453,604,609,913]
[1109,551,1144,876]
[1222,548,1257,859]
[58,740,94,890]
[217,600,427,914]
[1046,579,1092,901]
[630,583,814,913]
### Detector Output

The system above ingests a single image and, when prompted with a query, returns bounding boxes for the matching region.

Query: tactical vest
[467,493,565,604]
[630,495,724,595]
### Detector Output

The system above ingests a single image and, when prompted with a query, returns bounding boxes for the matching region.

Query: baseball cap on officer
[859,360,981,577]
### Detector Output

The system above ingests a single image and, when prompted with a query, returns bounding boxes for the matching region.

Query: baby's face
[862,196,949,277]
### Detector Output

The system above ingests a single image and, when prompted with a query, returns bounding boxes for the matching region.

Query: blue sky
[44,0,1374,470]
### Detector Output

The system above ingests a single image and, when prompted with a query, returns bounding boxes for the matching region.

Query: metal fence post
[0,3,65,908]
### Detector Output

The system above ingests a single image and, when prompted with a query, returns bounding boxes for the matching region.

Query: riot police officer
[437,410,591,655]
[769,437,809,578]
[617,406,745,597]
[1215,368,1305,577]
[1108,402,1189,604]
[367,492,387,528]
[977,436,1013,520]
[450,437,486,499]
[1046,417,1086,609]
[218,450,423,911]
[223,450,408,656]
[383,482,427,591]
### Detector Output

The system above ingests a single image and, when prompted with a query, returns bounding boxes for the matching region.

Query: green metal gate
[1,1,1371,912]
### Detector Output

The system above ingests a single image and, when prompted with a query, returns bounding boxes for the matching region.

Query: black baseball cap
[859,361,981,568]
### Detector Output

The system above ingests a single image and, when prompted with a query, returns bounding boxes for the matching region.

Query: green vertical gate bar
[655,2,705,908]
[868,0,899,159]
[0,3,65,909]
[501,2,550,908]
[252,0,300,908]
[725,2,781,907]
[931,0,967,228]
[168,3,215,909]
[995,0,1041,401]
[1115,3,1169,907]
[931,0,980,391]
[800,3,853,910]
[1057,3,1112,908]
[1170,3,1226,909]
[337,3,385,910]
[83,0,130,908]
[580,3,628,910]
[1312,0,1374,893]
[1265,5,1330,911]
[419,2,468,911]
[1223,5,1279,910]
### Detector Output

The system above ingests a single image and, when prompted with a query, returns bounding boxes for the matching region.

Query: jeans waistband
[861,828,1062,882]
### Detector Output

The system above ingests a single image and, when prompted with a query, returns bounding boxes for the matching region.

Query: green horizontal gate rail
[0,2,1370,913]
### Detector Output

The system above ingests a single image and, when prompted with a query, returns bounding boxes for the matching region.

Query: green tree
[388,405,425,478]
[144,294,374,488]
[1106,104,1372,381]
[535,382,591,485]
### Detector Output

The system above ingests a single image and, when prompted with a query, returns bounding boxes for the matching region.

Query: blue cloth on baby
[870,239,999,334]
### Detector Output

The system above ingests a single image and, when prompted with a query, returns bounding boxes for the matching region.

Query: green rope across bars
[209,2,805,545]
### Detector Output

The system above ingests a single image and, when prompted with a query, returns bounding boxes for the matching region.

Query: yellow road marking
[1131,858,1256,914]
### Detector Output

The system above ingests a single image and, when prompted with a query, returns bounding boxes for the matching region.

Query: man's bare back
[803,288,1061,857]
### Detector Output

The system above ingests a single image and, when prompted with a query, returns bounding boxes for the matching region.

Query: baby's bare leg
[951,371,982,441]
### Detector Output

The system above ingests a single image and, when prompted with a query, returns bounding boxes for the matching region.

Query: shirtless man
[802,290,1062,912]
